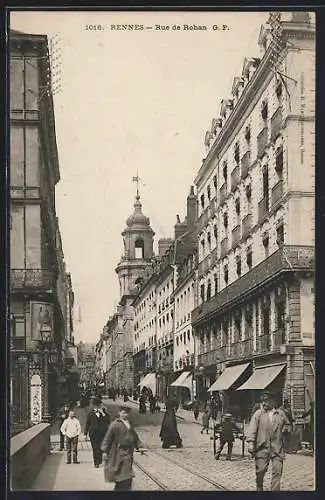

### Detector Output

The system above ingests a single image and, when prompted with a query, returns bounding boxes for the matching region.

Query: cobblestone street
[31,399,315,491]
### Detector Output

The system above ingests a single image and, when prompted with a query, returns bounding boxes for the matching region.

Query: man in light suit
[246,391,290,491]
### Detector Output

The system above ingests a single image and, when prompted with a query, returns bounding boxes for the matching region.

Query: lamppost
[39,328,53,423]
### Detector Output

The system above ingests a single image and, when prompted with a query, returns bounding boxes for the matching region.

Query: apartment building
[191,12,315,427]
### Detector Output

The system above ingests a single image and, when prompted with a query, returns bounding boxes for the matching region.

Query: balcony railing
[219,183,227,206]
[231,166,240,192]
[273,329,286,346]
[271,180,284,207]
[198,346,228,366]
[241,151,251,179]
[258,197,269,223]
[242,213,252,240]
[231,225,241,249]
[220,237,229,259]
[257,127,268,159]
[257,334,271,353]
[192,245,314,327]
[10,337,26,351]
[11,269,56,290]
[271,107,282,142]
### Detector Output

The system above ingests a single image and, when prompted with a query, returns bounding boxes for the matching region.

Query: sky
[10,10,268,343]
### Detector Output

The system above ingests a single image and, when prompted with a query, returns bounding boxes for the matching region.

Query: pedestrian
[302,401,315,452]
[58,402,70,451]
[210,396,218,424]
[101,405,140,491]
[60,410,81,464]
[193,397,200,421]
[122,388,129,402]
[138,392,147,414]
[214,413,241,461]
[201,408,210,434]
[159,401,183,449]
[149,393,157,413]
[280,398,295,453]
[84,396,111,468]
[246,391,290,491]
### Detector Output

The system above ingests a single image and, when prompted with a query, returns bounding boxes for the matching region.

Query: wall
[300,277,314,345]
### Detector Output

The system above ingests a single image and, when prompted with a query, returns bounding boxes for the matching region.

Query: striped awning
[170,371,192,389]
[237,364,286,390]
[208,363,250,392]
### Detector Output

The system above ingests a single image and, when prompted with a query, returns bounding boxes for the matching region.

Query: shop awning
[138,373,156,393]
[208,363,250,392]
[237,364,286,390]
[170,371,192,389]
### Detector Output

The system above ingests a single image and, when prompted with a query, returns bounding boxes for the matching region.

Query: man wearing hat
[214,413,241,461]
[101,405,140,490]
[84,396,111,468]
[246,391,290,491]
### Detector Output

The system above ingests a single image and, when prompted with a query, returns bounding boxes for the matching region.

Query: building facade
[191,12,315,427]
[10,30,73,433]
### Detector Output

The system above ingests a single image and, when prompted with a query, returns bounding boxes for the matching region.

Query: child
[201,408,210,434]
[60,410,81,464]
[214,413,240,461]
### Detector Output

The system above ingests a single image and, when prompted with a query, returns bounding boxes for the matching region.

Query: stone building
[191,12,315,427]
[9,29,72,433]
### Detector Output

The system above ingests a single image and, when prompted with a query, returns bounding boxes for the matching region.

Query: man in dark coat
[84,396,111,468]
[58,403,70,451]
[101,405,140,490]
[214,413,241,460]
[159,406,183,449]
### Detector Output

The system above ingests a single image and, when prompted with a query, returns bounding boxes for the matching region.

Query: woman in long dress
[159,403,183,449]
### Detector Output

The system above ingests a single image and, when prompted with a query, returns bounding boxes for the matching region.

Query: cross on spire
[132,171,142,199]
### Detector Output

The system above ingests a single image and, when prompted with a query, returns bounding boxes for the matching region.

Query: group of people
[59,396,141,490]
[138,386,160,414]
[107,387,130,402]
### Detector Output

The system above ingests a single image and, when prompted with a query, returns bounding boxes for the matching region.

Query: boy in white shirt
[60,410,81,464]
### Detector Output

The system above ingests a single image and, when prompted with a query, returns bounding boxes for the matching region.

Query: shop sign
[30,374,42,424]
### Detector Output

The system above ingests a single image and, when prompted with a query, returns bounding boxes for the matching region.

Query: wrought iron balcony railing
[11,269,56,290]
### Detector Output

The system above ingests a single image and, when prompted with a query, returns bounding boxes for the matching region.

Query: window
[207,232,211,250]
[236,257,242,277]
[207,185,211,201]
[262,167,269,209]
[261,100,268,121]
[245,125,251,143]
[213,224,218,240]
[200,284,205,302]
[135,238,144,259]
[214,273,218,295]
[276,301,285,331]
[207,281,211,301]
[223,162,228,182]
[213,175,218,191]
[234,143,240,164]
[235,198,241,216]
[223,212,228,229]
[187,330,190,341]
[276,79,283,98]
[262,302,270,336]
[201,239,205,256]
[246,246,252,269]
[246,184,252,201]
[234,314,241,342]
[183,332,187,344]
[262,232,269,257]
[200,194,205,209]
[224,265,228,284]
[275,147,284,179]
[276,223,284,246]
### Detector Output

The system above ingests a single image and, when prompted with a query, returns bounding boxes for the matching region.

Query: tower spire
[132,171,140,199]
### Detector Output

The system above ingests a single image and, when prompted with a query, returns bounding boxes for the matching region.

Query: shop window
[276,223,284,246]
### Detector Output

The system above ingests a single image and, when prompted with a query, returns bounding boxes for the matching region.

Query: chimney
[187,185,198,231]
[158,238,173,257]
[174,214,187,241]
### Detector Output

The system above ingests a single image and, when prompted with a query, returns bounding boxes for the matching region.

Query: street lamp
[39,329,53,423]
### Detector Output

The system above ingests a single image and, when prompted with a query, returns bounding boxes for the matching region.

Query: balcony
[257,127,268,159]
[241,151,251,179]
[273,329,286,347]
[271,180,284,207]
[183,354,195,367]
[258,197,269,223]
[271,107,282,142]
[198,346,227,366]
[231,166,240,192]
[219,183,227,206]
[242,213,252,240]
[11,269,56,291]
[231,225,241,249]
[10,337,26,351]
[192,245,314,327]
[220,237,229,259]
[242,338,253,356]
[257,334,271,353]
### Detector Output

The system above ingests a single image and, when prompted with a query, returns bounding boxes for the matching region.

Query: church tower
[115,185,155,298]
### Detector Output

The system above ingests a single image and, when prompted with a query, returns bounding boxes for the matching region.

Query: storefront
[170,371,193,405]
